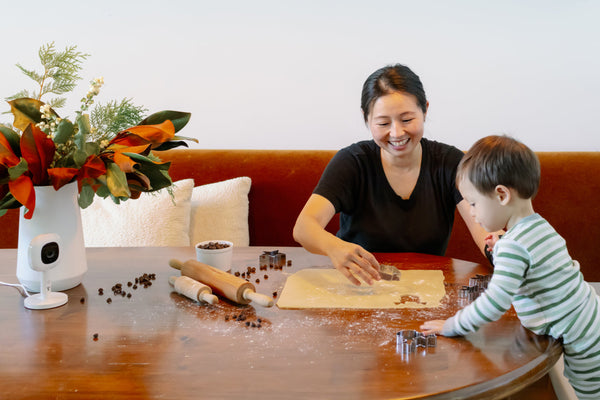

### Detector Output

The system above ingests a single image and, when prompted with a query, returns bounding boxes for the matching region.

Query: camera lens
[41,242,60,264]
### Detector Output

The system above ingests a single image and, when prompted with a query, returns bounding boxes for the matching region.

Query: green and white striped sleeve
[442,239,529,336]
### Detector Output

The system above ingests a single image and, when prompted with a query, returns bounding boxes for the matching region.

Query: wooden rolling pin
[169,259,274,307]
[168,275,218,305]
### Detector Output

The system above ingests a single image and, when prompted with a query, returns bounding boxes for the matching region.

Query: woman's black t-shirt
[313,138,464,255]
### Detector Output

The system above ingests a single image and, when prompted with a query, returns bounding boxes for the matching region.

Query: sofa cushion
[189,177,251,246]
[82,179,194,247]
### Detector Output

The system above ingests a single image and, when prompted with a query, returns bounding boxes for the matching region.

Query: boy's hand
[484,232,503,251]
[420,320,446,336]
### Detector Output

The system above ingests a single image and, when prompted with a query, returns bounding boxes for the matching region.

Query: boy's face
[458,178,508,232]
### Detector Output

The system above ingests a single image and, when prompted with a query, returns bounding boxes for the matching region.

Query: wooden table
[0,247,561,399]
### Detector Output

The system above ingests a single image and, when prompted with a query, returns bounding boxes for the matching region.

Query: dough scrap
[277,269,445,309]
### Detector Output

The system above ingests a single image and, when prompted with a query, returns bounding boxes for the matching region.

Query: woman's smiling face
[367,91,427,158]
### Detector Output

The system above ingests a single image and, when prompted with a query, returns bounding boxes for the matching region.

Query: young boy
[420,135,600,399]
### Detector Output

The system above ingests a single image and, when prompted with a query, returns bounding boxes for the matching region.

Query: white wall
[2,0,599,151]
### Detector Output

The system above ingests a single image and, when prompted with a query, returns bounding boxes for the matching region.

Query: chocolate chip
[106,298,112,304]
[198,241,230,250]
[93,333,99,341]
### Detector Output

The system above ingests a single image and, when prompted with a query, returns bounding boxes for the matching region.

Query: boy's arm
[425,239,530,336]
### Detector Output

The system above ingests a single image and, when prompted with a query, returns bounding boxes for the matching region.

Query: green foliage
[90,98,148,140]
[6,42,89,109]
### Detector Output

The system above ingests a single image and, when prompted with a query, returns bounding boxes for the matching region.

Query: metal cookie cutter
[469,274,491,291]
[259,250,286,270]
[459,274,492,303]
[396,330,437,354]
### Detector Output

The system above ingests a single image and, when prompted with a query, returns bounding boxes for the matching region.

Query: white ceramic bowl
[195,240,233,272]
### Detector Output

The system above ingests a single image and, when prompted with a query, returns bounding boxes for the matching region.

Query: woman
[293,64,489,286]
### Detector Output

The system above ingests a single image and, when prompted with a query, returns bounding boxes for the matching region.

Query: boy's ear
[494,185,511,205]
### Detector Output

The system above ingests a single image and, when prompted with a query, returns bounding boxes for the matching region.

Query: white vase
[16,181,88,292]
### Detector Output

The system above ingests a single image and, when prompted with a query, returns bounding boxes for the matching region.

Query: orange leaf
[8,175,35,218]
[48,168,79,190]
[107,142,152,155]
[109,132,150,148]
[75,156,107,191]
[20,124,55,185]
[120,120,175,147]
[113,152,137,173]
[0,135,20,167]
[78,155,107,180]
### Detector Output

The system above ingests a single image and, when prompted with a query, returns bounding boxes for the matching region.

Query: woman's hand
[293,194,380,285]
[420,320,446,336]
[327,241,381,286]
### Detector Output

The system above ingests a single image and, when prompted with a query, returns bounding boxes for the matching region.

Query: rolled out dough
[277,268,445,309]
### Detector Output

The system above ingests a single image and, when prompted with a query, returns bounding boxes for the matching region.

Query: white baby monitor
[24,233,68,310]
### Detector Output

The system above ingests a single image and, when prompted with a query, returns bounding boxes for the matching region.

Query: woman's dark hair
[361,64,428,122]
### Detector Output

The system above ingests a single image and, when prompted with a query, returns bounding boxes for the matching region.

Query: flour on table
[277,269,445,309]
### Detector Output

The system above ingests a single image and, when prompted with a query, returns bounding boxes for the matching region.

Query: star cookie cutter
[396,329,437,354]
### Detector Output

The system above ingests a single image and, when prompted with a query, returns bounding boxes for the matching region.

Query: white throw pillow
[81,179,194,247]
[189,177,251,246]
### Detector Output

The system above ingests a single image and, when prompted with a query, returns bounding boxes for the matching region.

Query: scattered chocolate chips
[223,311,265,329]
[255,279,260,284]
[93,333,99,341]
[264,275,268,280]
[287,260,292,267]
[100,273,157,304]
[272,291,278,298]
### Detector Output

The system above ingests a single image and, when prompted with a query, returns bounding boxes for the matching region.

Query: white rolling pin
[168,275,218,305]
[169,259,274,307]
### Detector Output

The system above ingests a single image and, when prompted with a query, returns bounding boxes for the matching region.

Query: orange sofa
[1,149,598,281]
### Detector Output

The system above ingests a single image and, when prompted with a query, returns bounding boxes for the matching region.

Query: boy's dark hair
[457,135,540,199]
[361,64,428,123]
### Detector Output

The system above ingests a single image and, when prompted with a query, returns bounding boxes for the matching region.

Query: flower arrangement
[0,43,196,219]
